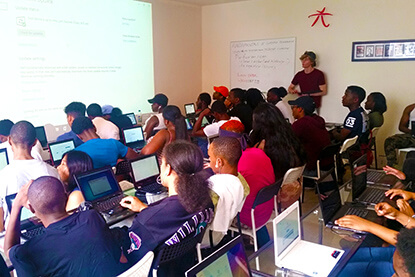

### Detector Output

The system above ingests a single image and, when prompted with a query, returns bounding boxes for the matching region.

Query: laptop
[35,126,48,149]
[123,112,137,125]
[0,148,9,171]
[273,201,344,277]
[185,118,193,131]
[47,139,75,166]
[6,193,45,240]
[184,103,196,117]
[186,236,253,277]
[351,154,391,206]
[122,125,145,152]
[316,180,378,234]
[412,121,415,137]
[74,167,135,225]
[130,155,167,204]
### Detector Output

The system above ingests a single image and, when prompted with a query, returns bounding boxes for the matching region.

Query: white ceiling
[171,0,247,6]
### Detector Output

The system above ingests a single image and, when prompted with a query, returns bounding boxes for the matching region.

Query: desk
[248,205,364,277]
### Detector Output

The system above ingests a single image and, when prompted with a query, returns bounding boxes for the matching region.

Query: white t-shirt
[143,113,166,132]
[0,159,60,227]
[276,100,294,124]
[92,117,120,140]
[203,117,240,137]
[0,140,43,163]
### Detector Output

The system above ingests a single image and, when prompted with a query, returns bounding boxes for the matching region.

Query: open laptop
[35,126,48,149]
[48,139,75,166]
[351,154,392,206]
[6,193,45,240]
[185,118,193,131]
[74,166,135,225]
[0,148,9,171]
[184,103,196,118]
[316,180,378,234]
[122,125,145,152]
[274,201,344,277]
[123,112,137,125]
[186,236,253,277]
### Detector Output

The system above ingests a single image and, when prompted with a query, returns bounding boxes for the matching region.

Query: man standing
[384,103,415,166]
[56,102,86,146]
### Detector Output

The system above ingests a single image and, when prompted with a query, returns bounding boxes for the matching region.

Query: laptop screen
[0,148,9,171]
[48,139,75,166]
[275,203,300,256]
[130,155,160,184]
[185,236,252,277]
[123,126,144,144]
[351,154,368,200]
[35,126,48,148]
[123,113,137,125]
[6,193,35,221]
[317,184,343,225]
[185,118,193,130]
[75,167,120,202]
[184,103,195,115]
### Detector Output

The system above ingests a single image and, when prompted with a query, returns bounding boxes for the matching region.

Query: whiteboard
[230,37,296,91]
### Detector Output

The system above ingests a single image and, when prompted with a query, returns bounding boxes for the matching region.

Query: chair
[337,136,358,183]
[117,251,154,277]
[369,127,380,169]
[303,143,341,201]
[229,178,283,253]
[278,165,305,213]
[115,160,132,182]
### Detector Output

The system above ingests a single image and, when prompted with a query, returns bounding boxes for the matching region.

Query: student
[289,96,331,174]
[207,137,249,244]
[56,102,86,146]
[331,85,369,142]
[246,87,265,111]
[140,105,188,156]
[109,107,134,140]
[5,176,126,276]
[227,88,253,132]
[119,141,214,265]
[72,116,138,168]
[365,92,387,129]
[384,103,415,166]
[87,103,120,140]
[0,121,59,231]
[143,93,168,140]
[267,87,294,123]
[195,92,212,116]
[212,85,229,102]
[57,150,93,212]
[288,51,327,110]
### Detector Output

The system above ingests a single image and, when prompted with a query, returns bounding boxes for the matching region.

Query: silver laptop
[274,201,344,277]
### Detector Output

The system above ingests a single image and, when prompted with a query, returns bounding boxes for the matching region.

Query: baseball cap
[148,94,168,107]
[101,105,114,115]
[288,96,316,115]
[213,86,229,98]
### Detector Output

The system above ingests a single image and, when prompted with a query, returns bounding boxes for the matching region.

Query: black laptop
[122,125,145,152]
[316,182,379,234]
[48,139,75,166]
[74,167,135,225]
[0,148,9,171]
[35,126,48,149]
[123,112,137,126]
[184,103,196,118]
[6,193,45,240]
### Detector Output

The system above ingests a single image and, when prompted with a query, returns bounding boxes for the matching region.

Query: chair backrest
[339,135,358,154]
[118,251,154,277]
[279,165,306,211]
[371,127,380,138]
[252,178,283,209]
[282,165,305,185]
[318,143,341,160]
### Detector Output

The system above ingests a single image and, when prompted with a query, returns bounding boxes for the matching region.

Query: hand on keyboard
[120,196,148,213]
[375,202,398,220]
[396,199,415,217]
[334,215,373,233]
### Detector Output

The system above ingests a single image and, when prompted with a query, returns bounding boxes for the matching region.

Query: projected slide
[0,0,154,125]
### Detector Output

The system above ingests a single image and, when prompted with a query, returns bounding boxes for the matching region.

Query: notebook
[351,154,390,206]
[48,139,75,166]
[186,236,253,277]
[5,193,45,240]
[35,126,48,149]
[274,201,344,277]
[122,126,145,151]
[74,167,135,225]
[0,148,9,171]
[123,112,137,125]
[130,155,167,204]
[184,103,196,117]
[316,181,378,234]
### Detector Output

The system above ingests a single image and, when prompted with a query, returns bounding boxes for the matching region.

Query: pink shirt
[238,148,275,228]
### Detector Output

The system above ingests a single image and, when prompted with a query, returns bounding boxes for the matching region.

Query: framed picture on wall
[352,39,415,61]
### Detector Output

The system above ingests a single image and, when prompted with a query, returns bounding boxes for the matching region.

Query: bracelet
[404,216,412,228]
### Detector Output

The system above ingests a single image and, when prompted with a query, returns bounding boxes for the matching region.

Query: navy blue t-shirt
[343,107,369,139]
[9,210,125,277]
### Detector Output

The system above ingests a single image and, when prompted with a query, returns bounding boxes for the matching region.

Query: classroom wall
[201,0,415,161]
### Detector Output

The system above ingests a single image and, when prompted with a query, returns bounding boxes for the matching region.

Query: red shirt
[291,68,326,108]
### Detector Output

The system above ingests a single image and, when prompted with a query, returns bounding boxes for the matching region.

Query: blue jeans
[338,246,395,277]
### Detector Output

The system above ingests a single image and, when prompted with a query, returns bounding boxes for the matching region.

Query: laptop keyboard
[96,194,125,213]
[361,188,385,204]
[139,182,164,194]
[345,207,368,218]
[367,171,383,182]
[22,227,45,240]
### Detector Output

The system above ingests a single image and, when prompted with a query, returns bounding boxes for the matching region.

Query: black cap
[148,94,168,108]
[288,96,316,115]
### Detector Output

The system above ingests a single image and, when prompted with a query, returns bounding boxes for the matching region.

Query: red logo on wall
[308,7,333,28]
